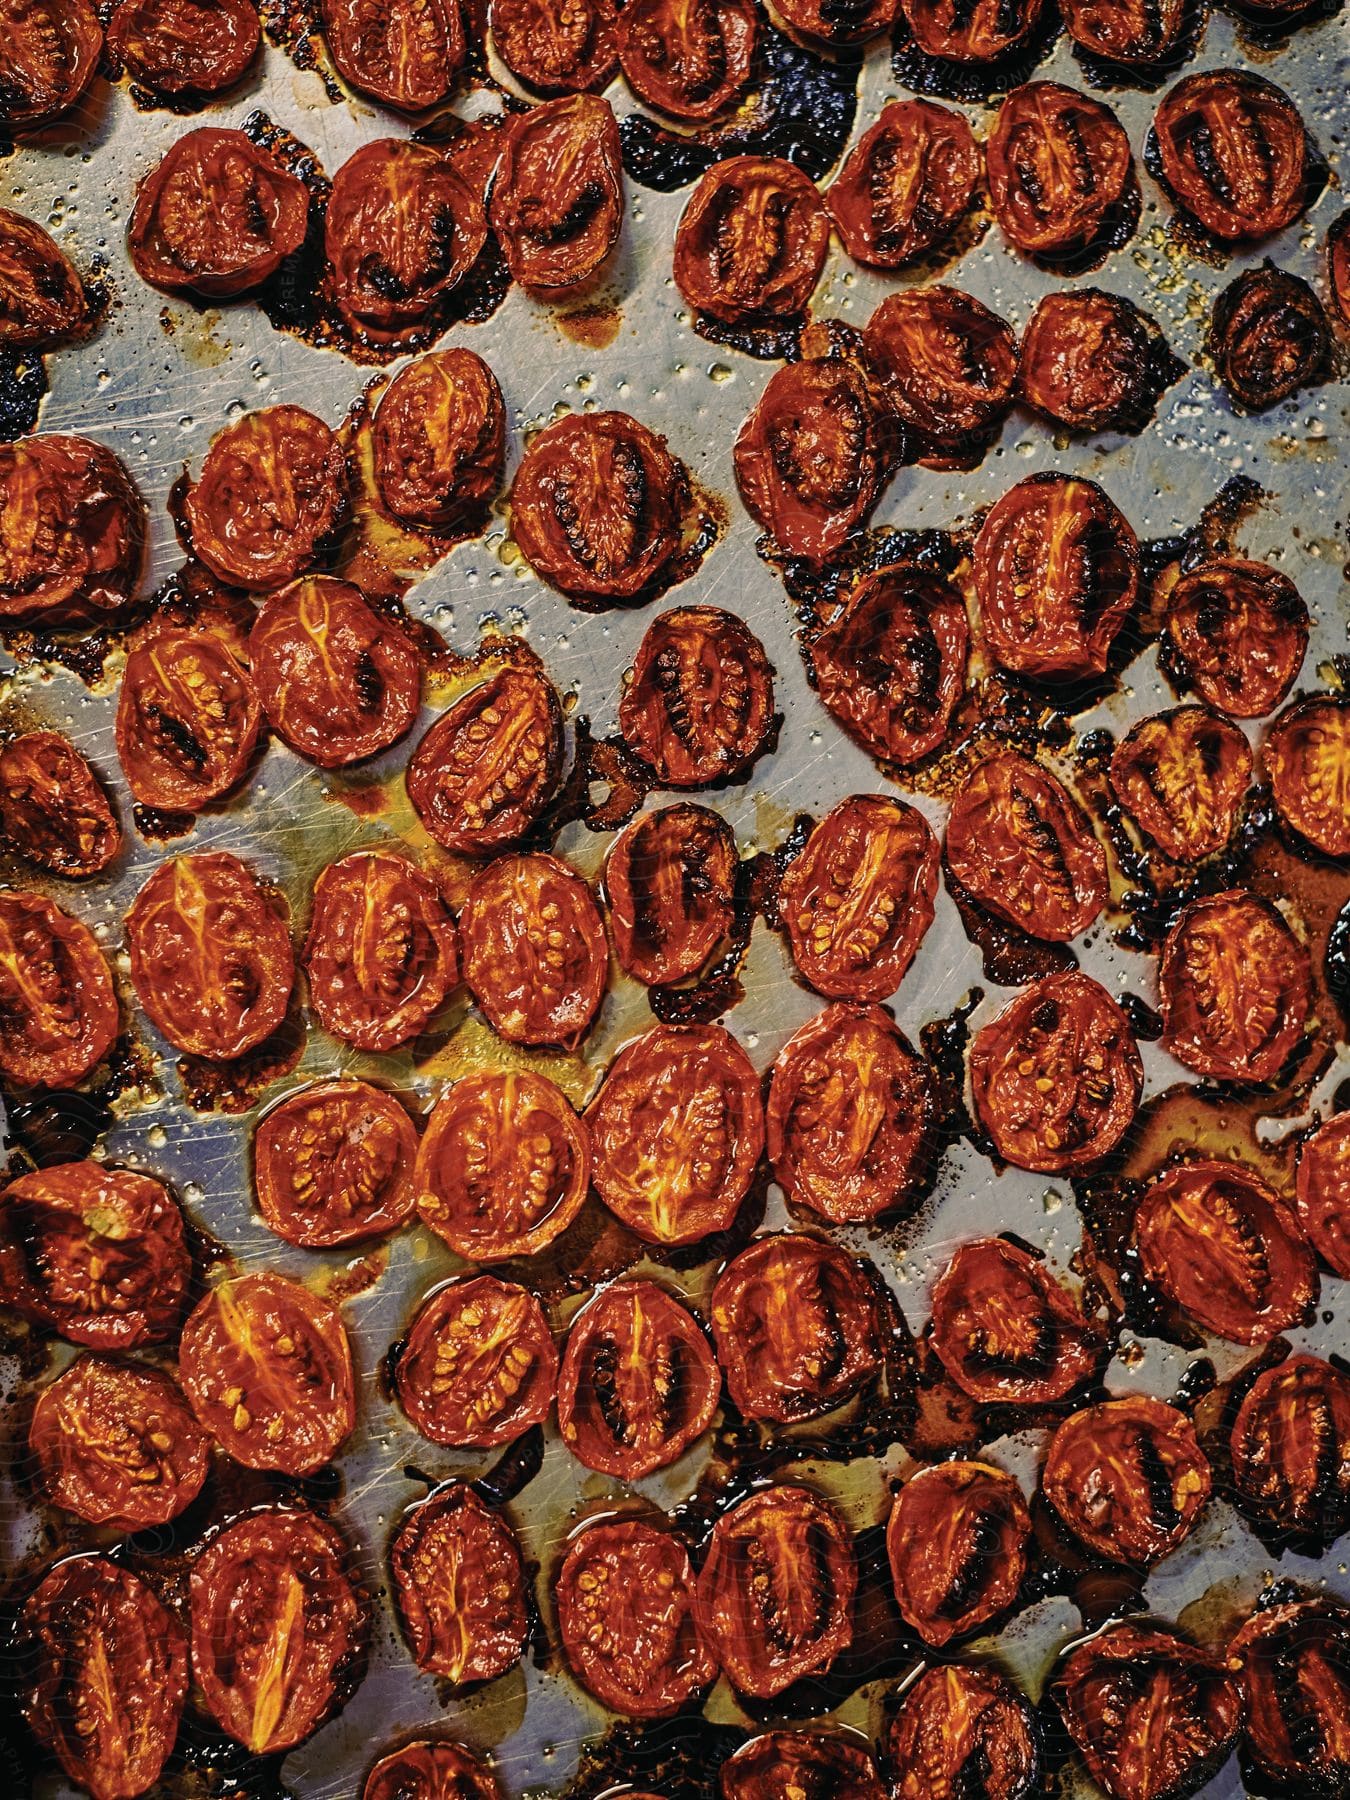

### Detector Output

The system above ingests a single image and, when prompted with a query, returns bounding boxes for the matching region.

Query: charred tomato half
[1158,889,1310,1084]
[1042,1395,1211,1565]
[886,1460,1031,1646]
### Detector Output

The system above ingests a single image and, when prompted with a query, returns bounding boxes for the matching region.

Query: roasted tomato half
[604,802,738,988]
[0,731,119,878]
[1297,1111,1350,1277]
[0,207,88,347]
[511,411,686,604]
[1231,1354,1350,1545]
[733,355,889,564]
[191,1509,365,1755]
[0,892,117,1091]
[365,1741,504,1800]
[1209,265,1329,413]
[969,972,1141,1174]
[1163,556,1307,719]
[558,1278,720,1477]
[23,1557,187,1800]
[828,100,979,271]
[391,1482,527,1684]
[811,566,970,767]
[0,0,102,131]
[587,1022,764,1245]
[1052,1624,1242,1800]
[987,83,1134,265]
[1231,1601,1350,1793]
[696,1484,855,1698]
[1043,1395,1210,1565]
[115,628,261,811]
[325,139,487,343]
[888,1461,1029,1647]
[255,1078,418,1247]
[617,0,757,123]
[1153,71,1312,243]
[108,0,260,97]
[777,0,897,38]
[407,664,563,855]
[126,851,294,1060]
[416,1069,589,1260]
[1265,695,1350,859]
[929,1236,1102,1406]
[30,1354,211,1529]
[864,287,1018,456]
[944,750,1106,943]
[720,1730,886,1800]
[179,1270,355,1473]
[1329,211,1350,331]
[128,129,308,300]
[0,1161,190,1348]
[459,852,606,1047]
[489,95,623,290]
[1108,706,1252,863]
[0,434,145,628]
[888,1664,1039,1800]
[372,347,506,530]
[557,1516,715,1717]
[320,0,465,111]
[396,1274,557,1447]
[674,155,829,326]
[711,1233,885,1423]
[1059,0,1186,62]
[1159,889,1309,1084]
[619,605,776,788]
[973,473,1139,682]
[1018,289,1180,435]
[1133,1158,1317,1344]
[897,0,1047,59]
[768,1002,934,1222]
[490,0,618,94]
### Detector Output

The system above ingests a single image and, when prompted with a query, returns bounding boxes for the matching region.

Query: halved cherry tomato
[1133,1158,1317,1344]
[489,95,624,290]
[490,0,618,94]
[108,0,260,97]
[696,1483,855,1698]
[255,1078,418,1247]
[459,852,606,1047]
[115,628,262,810]
[945,750,1106,943]
[0,731,119,877]
[0,1160,190,1348]
[365,1741,504,1800]
[1265,695,1350,858]
[1154,71,1312,243]
[128,129,309,300]
[587,1022,764,1245]
[887,1460,1030,1647]
[1297,1111,1350,1277]
[864,287,1018,458]
[557,1515,715,1717]
[0,434,145,628]
[179,1269,355,1473]
[929,1237,1102,1406]
[988,84,1135,264]
[0,892,118,1090]
[30,1354,210,1529]
[320,0,465,111]
[827,100,979,271]
[674,156,829,325]
[888,1664,1039,1800]
[1230,1354,1350,1544]
[1043,1395,1210,1565]
[558,1278,720,1477]
[604,802,738,988]
[973,474,1139,682]
[0,0,102,131]
[1159,889,1309,1084]
[0,208,88,347]
[617,0,757,123]
[372,348,506,530]
[811,566,969,767]
[733,355,889,563]
[325,139,487,343]
[768,1002,935,1222]
[191,1509,366,1755]
[391,1482,527,1683]
[23,1556,187,1800]
[1018,289,1180,435]
[618,605,776,789]
[776,0,897,39]
[511,411,686,605]
[1109,707,1251,863]
[126,851,294,1060]
[1329,212,1350,330]
[416,1069,589,1260]
[721,1730,885,1800]
[896,0,1047,60]
[396,1274,557,1446]
[1209,266,1328,413]
[250,578,422,768]
[1164,559,1307,722]
[407,665,564,854]
[1052,1624,1242,1800]
[1059,0,1186,61]
[1230,1601,1350,1793]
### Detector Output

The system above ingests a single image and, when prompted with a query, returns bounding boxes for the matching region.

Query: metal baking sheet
[2,8,1350,1797]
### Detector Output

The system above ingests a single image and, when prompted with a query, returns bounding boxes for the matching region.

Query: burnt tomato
[1296,1110,1350,1277]
[0,207,88,347]
[396,1274,557,1447]
[929,1236,1103,1406]
[603,802,738,988]
[618,605,776,789]
[1018,288,1180,435]
[0,0,102,131]
[1230,1353,1350,1544]
[1108,706,1252,863]
[1209,265,1329,412]
[987,83,1135,264]
[617,0,757,123]
[365,1740,505,1799]
[490,0,618,94]
[1329,211,1350,330]
[108,0,260,97]
[887,1460,1030,1646]
[775,0,896,38]
[1158,889,1309,1084]
[0,892,118,1090]
[720,1730,885,1799]
[391,1482,527,1683]
[0,731,119,877]
[864,286,1018,456]
[1042,1395,1211,1565]
[255,1078,418,1247]
[407,664,563,855]
[1230,1601,1350,1793]
[372,347,506,530]
[459,852,606,1047]
[887,1664,1039,1800]
[896,0,1047,61]
[320,0,465,111]
[674,155,829,325]
[0,435,145,628]
[1059,0,1187,61]
[1265,695,1350,858]
[115,628,262,811]
[489,95,624,290]
[1154,71,1313,244]
[1163,556,1308,718]
[828,101,979,270]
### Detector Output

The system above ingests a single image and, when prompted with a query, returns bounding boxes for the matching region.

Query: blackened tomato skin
[1042,1394,1211,1565]
[1229,1354,1350,1544]
[396,1274,557,1448]
[1229,1601,1350,1793]
[489,95,624,290]
[888,1664,1040,1800]
[0,731,120,877]
[719,1730,887,1800]
[1108,706,1252,863]
[986,83,1135,264]
[674,156,830,325]
[1264,695,1350,859]
[617,0,758,124]
[364,1740,505,1800]
[886,1460,1030,1646]
[372,348,506,530]
[254,1078,419,1248]
[390,1481,527,1684]
[618,605,777,789]
[489,0,619,96]
[107,0,261,98]
[0,207,89,347]
[320,0,465,112]
[116,628,262,811]
[603,802,738,988]
[828,101,980,270]
[1208,265,1329,413]
[1158,888,1310,1084]
[1153,71,1313,244]
[1017,288,1180,435]
[459,852,607,1048]
[0,892,119,1091]
[896,0,1048,61]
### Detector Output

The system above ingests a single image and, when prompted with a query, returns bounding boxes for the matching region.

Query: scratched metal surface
[1,8,1350,1798]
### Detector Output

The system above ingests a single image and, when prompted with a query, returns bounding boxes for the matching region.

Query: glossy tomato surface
[987,83,1135,263]
[674,155,830,324]
[1265,695,1350,857]
[0,434,145,628]
[1108,706,1252,862]
[0,0,102,131]
[1297,1110,1350,1276]
[1059,0,1186,59]
[864,286,1018,454]
[115,628,262,810]
[1017,288,1179,434]
[1154,71,1312,242]
[372,347,506,529]
[1158,889,1310,1084]
[828,100,979,270]
[407,663,563,853]
[0,207,88,347]
[604,802,738,987]
[1163,556,1308,719]
[617,0,757,122]
[391,1482,527,1683]
[929,1236,1103,1406]
[1042,1394,1210,1565]
[320,0,465,111]
[255,1078,418,1247]
[720,1730,886,1799]
[1230,1353,1350,1544]
[459,851,606,1046]
[490,0,618,94]
[897,0,1046,60]
[887,1460,1030,1646]
[0,730,119,877]
[108,0,260,96]
[489,95,624,289]
[1209,265,1329,412]
[1230,1601,1350,1792]
[0,892,118,1090]
[887,1664,1040,1800]
[618,605,776,788]
[365,1739,505,1800]
[396,1274,557,1447]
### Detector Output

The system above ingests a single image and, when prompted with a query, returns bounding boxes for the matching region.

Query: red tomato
[0,730,119,877]
[1208,265,1329,414]
[372,348,506,530]
[0,207,89,347]
[0,434,145,628]
[254,1078,418,1247]
[107,0,260,96]
[987,83,1135,263]
[459,852,607,1047]
[897,0,1046,60]
[1230,1354,1350,1544]
[1018,288,1180,435]
[587,1022,764,1245]
[1158,889,1309,1084]
[489,96,624,289]
[1163,556,1308,718]
[115,628,262,810]
[490,0,618,95]
[1059,0,1186,60]
[1296,1111,1350,1277]
[828,101,979,270]
[396,1274,557,1447]
[1153,71,1312,243]
[1230,1602,1350,1792]
[407,665,564,854]
[887,1461,1030,1646]
[720,1731,886,1799]
[929,1236,1103,1406]
[604,802,738,988]
[1042,1395,1211,1565]
[775,0,896,37]
[888,1664,1040,1800]
[1108,707,1252,863]
[1330,211,1350,330]
[617,0,757,122]
[1265,695,1350,858]
[864,287,1018,455]
[320,0,465,111]
[391,1482,527,1683]
[0,892,118,1090]
[618,605,776,788]
[0,0,102,131]
[365,1741,505,1800]
[179,1270,356,1473]
[674,156,830,324]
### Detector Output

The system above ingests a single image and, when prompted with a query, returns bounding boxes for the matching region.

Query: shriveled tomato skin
[1209,265,1329,413]
[864,287,1018,454]
[1158,889,1309,1085]
[126,851,295,1060]
[408,664,563,854]
[396,1274,557,1447]
[897,0,1047,61]
[0,207,88,347]
[23,1556,188,1800]
[618,605,776,789]
[108,0,260,97]
[1230,1601,1350,1792]
[373,348,506,530]
[0,892,118,1091]
[1043,1395,1210,1565]
[320,0,465,112]
[929,1236,1103,1406]
[675,156,829,325]
[0,435,146,628]
[391,1482,527,1683]
[1154,71,1312,243]
[888,1664,1040,1800]
[1265,695,1350,859]
[459,852,607,1048]
[828,100,979,270]
[720,1730,886,1799]
[255,1078,418,1247]
[1059,0,1186,61]
[1163,557,1307,719]
[1297,1111,1350,1277]
[1018,289,1179,435]
[1230,1354,1350,1544]
[191,1509,366,1755]
[888,1461,1030,1647]
[1109,707,1252,863]
[0,0,102,131]
[604,802,738,988]
[557,1516,715,1717]
[365,1740,505,1800]
[490,95,624,290]
[490,0,618,95]
[987,83,1135,263]
[617,0,757,123]
[0,731,119,878]
[115,628,262,810]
